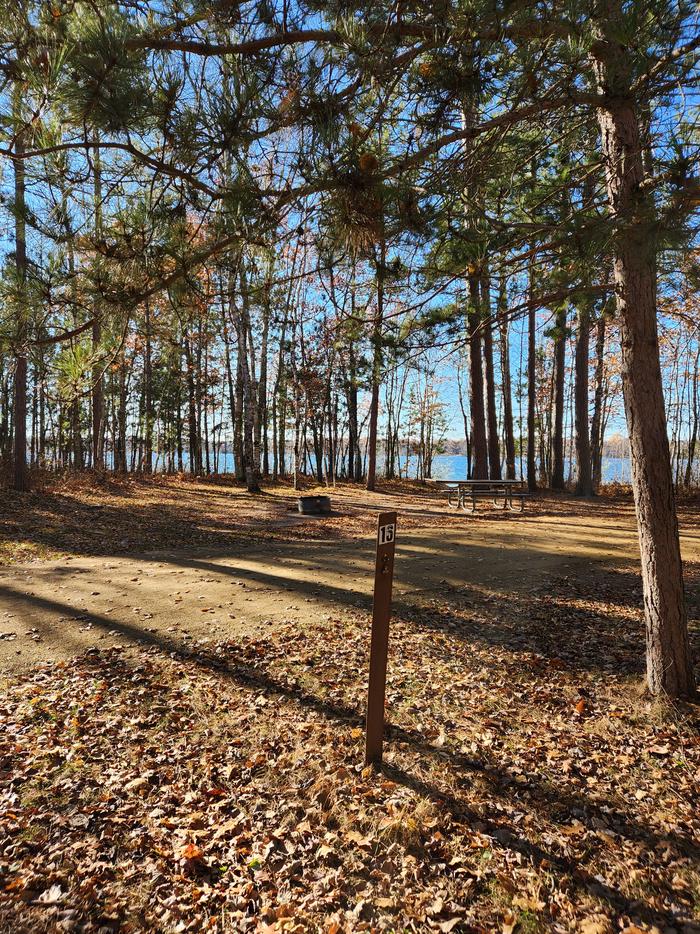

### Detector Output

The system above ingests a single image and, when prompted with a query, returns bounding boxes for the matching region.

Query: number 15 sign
[365,511,398,767]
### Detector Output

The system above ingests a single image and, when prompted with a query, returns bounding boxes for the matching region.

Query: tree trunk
[143,299,153,474]
[366,245,385,492]
[116,352,128,472]
[574,301,593,495]
[590,312,606,491]
[91,133,105,470]
[346,291,362,481]
[346,349,361,482]
[498,277,516,480]
[12,86,28,492]
[684,346,699,488]
[467,271,488,479]
[481,274,501,480]
[526,268,537,491]
[259,278,271,477]
[234,349,245,480]
[551,306,567,490]
[231,266,260,494]
[272,312,288,480]
[71,400,83,469]
[456,364,472,478]
[223,318,238,476]
[591,15,695,697]
[184,333,199,476]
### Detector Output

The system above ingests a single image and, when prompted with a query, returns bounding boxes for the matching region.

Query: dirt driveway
[2,491,699,675]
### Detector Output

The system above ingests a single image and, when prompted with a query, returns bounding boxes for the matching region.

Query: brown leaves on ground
[6,471,694,567]
[1,476,699,930]
[1,586,699,933]
[0,472,295,565]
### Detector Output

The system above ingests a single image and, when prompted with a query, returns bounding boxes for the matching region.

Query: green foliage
[58,4,151,132]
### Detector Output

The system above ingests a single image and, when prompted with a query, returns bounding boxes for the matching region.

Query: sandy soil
[2,482,699,675]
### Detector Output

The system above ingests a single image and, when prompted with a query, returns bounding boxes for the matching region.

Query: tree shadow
[380,763,693,930]
[2,583,696,927]
[4,520,697,680]
[129,550,697,677]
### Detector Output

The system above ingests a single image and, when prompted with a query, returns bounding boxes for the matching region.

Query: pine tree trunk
[117,355,128,473]
[92,135,104,470]
[467,272,488,479]
[12,87,28,492]
[346,292,362,481]
[346,349,361,482]
[498,277,516,480]
[293,377,301,492]
[1,375,11,464]
[366,361,380,490]
[234,350,245,481]
[684,347,699,487]
[71,400,83,469]
[591,15,695,697]
[143,300,153,474]
[203,335,211,475]
[38,362,46,466]
[590,313,606,491]
[481,274,501,480]
[366,246,385,492]
[184,334,199,476]
[574,301,593,495]
[456,365,472,478]
[272,324,287,479]
[259,281,271,477]
[551,307,567,490]
[194,322,204,474]
[92,317,104,469]
[223,319,238,476]
[526,266,537,492]
[231,273,260,494]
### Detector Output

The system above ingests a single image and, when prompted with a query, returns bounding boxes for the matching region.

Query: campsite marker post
[365,511,397,768]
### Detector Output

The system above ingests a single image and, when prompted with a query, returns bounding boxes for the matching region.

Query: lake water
[111,446,700,485]
[413,454,633,484]
[158,451,635,484]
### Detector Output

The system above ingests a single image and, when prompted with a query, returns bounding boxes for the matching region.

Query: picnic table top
[427,478,525,486]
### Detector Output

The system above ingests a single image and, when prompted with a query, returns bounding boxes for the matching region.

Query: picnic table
[427,478,528,512]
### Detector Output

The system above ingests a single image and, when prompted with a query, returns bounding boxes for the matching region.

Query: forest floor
[1,474,699,933]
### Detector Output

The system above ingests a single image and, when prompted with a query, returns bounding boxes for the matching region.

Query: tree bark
[143,299,153,474]
[591,13,695,697]
[272,312,288,479]
[684,346,699,488]
[184,332,199,476]
[366,243,385,492]
[590,312,606,491]
[467,271,488,479]
[258,277,271,477]
[116,351,128,473]
[574,301,593,495]
[481,273,501,480]
[234,349,245,480]
[231,262,260,493]
[551,306,567,490]
[498,277,516,480]
[91,133,105,470]
[526,264,537,492]
[12,86,28,492]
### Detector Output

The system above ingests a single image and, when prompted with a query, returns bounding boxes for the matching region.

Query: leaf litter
[1,573,699,933]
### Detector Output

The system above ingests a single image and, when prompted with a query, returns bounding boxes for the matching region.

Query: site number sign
[365,511,398,767]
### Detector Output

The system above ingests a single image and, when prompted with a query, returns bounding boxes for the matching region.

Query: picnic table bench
[427,478,528,512]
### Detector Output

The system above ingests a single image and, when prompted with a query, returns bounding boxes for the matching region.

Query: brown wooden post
[365,510,397,767]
